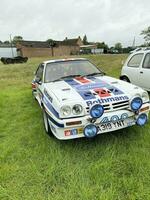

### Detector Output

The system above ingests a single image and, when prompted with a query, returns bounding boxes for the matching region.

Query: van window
[143,53,150,69]
[127,53,144,67]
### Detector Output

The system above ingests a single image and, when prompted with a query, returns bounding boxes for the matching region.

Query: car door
[139,53,150,90]
[34,63,44,104]
[125,53,144,85]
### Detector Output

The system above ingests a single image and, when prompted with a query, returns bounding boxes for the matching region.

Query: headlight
[90,104,104,118]
[60,105,71,117]
[72,104,83,115]
[130,97,143,111]
[142,92,149,102]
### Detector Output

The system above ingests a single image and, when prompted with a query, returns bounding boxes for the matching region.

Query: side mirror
[37,80,42,85]
[35,77,42,85]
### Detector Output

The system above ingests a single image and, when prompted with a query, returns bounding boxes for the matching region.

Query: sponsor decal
[64,130,71,136]
[65,77,124,101]
[100,113,129,124]
[71,129,78,135]
[76,83,107,91]
[86,95,129,106]
[64,128,83,136]
[78,128,83,134]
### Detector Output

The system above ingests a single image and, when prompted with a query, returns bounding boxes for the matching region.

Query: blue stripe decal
[78,90,96,100]
[106,86,124,95]
[47,115,64,128]
[89,77,124,95]
[65,77,124,101]
[43,96,59,119]
[65,79,96,100]
[65,79,80,86]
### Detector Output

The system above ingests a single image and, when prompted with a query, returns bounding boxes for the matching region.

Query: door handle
[140,71,143,74]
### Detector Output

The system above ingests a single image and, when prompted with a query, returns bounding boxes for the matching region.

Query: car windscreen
[44,60,101,82]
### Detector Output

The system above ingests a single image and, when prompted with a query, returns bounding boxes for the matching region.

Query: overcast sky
[0,0,150,47]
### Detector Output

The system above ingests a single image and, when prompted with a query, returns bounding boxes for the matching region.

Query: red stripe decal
[94,88,111,97]
[75,77,91,84]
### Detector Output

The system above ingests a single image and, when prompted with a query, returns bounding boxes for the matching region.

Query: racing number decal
[100,113,128,124]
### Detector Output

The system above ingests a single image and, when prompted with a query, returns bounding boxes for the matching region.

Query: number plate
[98,120,125,132]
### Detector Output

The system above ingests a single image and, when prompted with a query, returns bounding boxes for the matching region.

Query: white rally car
[32,58,150,140]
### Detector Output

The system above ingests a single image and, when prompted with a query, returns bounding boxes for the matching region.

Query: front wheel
[43,108,52,136]
[121,76,130,83]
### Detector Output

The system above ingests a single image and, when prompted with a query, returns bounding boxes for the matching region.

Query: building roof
[17,40,51,48]
[56,38,80,46]
[17,37,81,48]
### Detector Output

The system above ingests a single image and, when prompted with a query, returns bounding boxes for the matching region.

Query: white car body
[121,49,150,91]
[32,58,149,140]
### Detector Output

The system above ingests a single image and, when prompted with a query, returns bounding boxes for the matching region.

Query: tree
[0,40,2,44]
[141,26,150,45]
[46,39,57,57]
[83,35,88,45]
[115,42,122,53]
[13,36,23,44]
[97,42,109,53]
[3,40,10,44]
[46,38,54,44]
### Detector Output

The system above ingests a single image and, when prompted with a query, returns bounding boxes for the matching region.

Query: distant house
[80,44,104,54]
[91,48,104,54]
[16,37,83,57]
[0,44,17,58]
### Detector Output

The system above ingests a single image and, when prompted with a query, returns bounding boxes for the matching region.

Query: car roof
[43,58,87,65]
[131,48,150,55]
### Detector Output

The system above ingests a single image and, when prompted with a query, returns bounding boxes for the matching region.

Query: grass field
[0,54,150,200]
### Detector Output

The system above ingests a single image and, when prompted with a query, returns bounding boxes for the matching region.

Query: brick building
[16,37,83,57]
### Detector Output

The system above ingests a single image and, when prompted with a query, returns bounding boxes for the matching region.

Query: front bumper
[47,103,150,140]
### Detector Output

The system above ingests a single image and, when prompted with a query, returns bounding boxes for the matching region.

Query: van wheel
[121,76,130,83]
[43,108,52,136]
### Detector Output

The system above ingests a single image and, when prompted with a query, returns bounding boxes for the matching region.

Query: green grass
[0,54,150,200]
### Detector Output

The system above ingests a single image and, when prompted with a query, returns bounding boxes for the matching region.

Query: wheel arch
[120,75,130,82]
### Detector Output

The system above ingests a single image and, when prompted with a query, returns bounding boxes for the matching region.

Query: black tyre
[121,76,130,83]
[24,57,28,63]
[6,58,12,64]
[43,108,52,136]
[1,58,6,64]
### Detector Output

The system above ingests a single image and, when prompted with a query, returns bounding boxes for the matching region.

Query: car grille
[86,100,129,114]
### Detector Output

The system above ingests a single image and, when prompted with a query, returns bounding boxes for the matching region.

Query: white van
[120,48,150,91]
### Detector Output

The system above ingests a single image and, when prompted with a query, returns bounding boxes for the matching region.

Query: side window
[127,53,144,68]
[143,53,150,69]
[36,64,44,81]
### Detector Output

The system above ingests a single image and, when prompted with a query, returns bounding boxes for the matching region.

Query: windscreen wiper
[85,72,105,77]
[52,74,81,82]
